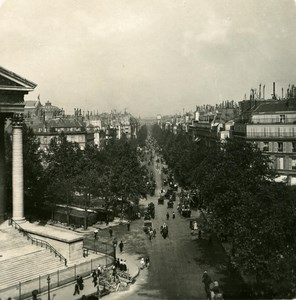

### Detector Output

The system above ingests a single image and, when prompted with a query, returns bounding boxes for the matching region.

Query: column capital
[12,113,24,127]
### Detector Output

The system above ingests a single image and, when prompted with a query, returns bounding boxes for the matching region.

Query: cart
[143,220,153,234]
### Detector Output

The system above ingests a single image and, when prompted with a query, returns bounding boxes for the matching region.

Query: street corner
[115,253,141,281]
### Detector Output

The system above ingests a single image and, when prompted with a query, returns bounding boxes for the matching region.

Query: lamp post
[47,275,50,300]
[112,239,117,262]
[94,229,98,253]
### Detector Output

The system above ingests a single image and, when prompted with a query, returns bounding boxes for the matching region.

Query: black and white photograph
[1,0,296,299]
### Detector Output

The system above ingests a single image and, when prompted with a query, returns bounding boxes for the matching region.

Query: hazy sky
[1,0,296,117]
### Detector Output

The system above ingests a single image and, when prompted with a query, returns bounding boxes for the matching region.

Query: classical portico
[0,66,37,223]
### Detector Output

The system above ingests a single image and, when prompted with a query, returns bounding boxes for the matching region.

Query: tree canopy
[152,124,296,297]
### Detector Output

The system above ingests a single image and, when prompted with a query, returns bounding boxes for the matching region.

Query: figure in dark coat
[202,271,212,298]
[92,270,97,287]
[119,241,124,253]
[77,275,84,290]
[73,281,80,295]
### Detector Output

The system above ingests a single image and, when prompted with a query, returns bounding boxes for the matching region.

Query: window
[278,142,283,152]
[292,158,296,170]
[293,142,296,152]
[263,142,269,152]
[280,115,286,123]
[278,157,284,170]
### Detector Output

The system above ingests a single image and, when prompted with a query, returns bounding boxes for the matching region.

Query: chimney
[259,84,261,99]
[273,82,276,99]
[263,85,265,99]
[282,88,284,99]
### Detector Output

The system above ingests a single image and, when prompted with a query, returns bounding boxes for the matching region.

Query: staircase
[0,227,66,290]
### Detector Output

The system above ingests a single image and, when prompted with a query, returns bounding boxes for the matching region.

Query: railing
[10,219,67,267]
[0,255,113,300]
[251,117,296,124]
[246,132,296,138]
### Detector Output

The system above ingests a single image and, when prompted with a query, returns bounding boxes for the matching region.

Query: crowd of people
[140,257,150,269]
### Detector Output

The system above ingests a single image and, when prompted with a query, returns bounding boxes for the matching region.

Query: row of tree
[5,124,148,226]
[152,124,296,298]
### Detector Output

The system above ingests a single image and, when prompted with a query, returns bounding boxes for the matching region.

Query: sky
[1,0,296,117]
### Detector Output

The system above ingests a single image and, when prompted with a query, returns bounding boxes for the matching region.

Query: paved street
[95,154,249,300]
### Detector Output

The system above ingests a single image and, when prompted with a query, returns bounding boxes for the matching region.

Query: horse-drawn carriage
[147,202,155,218]
[167,200,174,208]
[181,208,191,218]
[158,197,164,205]
[165,188,173,199]
[144,212,151,220]
[160,225,168,239]
[149,186,155,196]
[143,220,153,234]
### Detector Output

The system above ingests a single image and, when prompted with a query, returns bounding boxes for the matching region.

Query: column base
[12,217,26,224]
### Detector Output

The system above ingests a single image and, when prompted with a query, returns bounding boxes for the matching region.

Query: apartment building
[237,99,296,184]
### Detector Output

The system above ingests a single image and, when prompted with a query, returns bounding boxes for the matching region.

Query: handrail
[10,219,67,266]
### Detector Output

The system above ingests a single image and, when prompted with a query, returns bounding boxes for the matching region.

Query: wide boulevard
[99,150,248,300]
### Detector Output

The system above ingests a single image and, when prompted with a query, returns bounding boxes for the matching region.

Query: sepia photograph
[1,0,296,299]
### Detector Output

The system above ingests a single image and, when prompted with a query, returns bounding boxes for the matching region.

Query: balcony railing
[246,132,296,138]
[251,117,296,124]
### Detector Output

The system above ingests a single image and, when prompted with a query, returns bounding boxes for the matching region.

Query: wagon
[158,197,164,205]
[143,220,153,234]
[181,208,191,218]
[167,201,174,208]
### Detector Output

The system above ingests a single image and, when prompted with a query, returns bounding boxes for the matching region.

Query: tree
[22,124,45,210]
[43,133,82,223]
[137,124,148,147]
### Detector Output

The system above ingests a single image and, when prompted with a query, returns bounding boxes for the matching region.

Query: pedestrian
[119,240,124,253]
[166,212,169,220]
[123,260,127,271]
[97,265,102,277]
[73,281,80,295]
[109,228,113,237]
[145,257,150,268]
[127,221,131,231]
[116,258,120,269]
[112,265,117,281]
[119,259,123,271]
[92,270,97,287]
[153,228,157,237]
[78,275,84,291]
[140,258,145,269]
[172,211,175,219]
[198,229,202,239]
[202,271,212,299]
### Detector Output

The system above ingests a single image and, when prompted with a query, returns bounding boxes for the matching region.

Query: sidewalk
[23,251,140,300]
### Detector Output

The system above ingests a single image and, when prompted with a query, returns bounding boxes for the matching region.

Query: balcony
[246,132,296,139]
[251,117,296,124]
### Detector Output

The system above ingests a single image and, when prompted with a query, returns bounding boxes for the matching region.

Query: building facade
[234,98,296,184]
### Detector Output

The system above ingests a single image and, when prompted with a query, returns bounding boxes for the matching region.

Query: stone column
[12,114,25,222]
[0,116,6,223]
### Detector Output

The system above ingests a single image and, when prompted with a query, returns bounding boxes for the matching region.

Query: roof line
[0,66,37,88]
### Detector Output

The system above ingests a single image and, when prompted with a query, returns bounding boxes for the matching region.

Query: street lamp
[94,229,98,254]
[47,275,50,300]
[112,239,117,262]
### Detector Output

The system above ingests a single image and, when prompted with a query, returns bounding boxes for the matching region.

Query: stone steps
[0,228,66,290]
